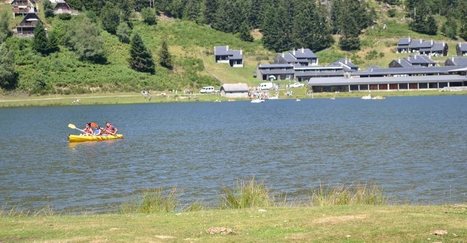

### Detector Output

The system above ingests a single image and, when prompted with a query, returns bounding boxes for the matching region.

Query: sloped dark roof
[229,50,243,60]
[431,42,446,52]
[329,58,358,71]
[445,57,467,67]
[356,66,455,76]
[214,46,230,56]
[409,39,432,49]
[292,48,317,59]
[308,75,467,86]
[258,64,294,69]
[398,38,411,46]
[17,12,41,27]
[277,52,298,63]
[458,43,467,52]
[406,55,435,64]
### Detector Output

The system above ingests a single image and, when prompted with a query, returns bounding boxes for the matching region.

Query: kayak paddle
[68,123,85,133]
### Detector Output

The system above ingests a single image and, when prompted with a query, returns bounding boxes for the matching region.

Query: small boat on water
[68,134,124,143]
[361,94,372,100]
[251,99,265,103]
[372,95,385,100]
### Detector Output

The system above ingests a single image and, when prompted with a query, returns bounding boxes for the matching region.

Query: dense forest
[0,0,466,93]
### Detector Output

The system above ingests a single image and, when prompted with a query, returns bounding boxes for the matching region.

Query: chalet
[256,58,358,81]
[50,0,75,15]
[220,83,249,98]
[445,57,467,67]
[396,38,448,56]
[256,64,295,81]
[308,57,467,93]
[214,46,243,68]
[275,48,318,66]
[396,37,411,53]
[329,58,359,72]
[389,55,436,68]
[457,43,467,56]
[11,0,35,15]
[16,12,42,36]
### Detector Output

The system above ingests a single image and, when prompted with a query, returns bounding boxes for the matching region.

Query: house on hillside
[396,38,448,56]
[11,0,35,15]
[50,0,75,15]
[389,55,436,68]
[329,58,359,72]
[457,43,467,56]
[445,57,467,67]
[396,37,411,53]
[275,48,318,66]
[15,11,42,36]
[256,64,295,81]
[214,46,243,67]
[220,83,249,98]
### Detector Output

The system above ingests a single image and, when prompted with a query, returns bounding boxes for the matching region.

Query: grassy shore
[1,90,466,108]
[1,205,466,242]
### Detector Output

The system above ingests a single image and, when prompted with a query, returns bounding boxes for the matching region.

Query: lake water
[0,96,466,213]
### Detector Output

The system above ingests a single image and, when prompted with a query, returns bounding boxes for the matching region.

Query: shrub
[58,14,72,20]
[141,7,156,25]
[220,178,271,209]
[387,9,396,18]
[123,188,177,213]
[116,22,131,43]
[311,183,385,206]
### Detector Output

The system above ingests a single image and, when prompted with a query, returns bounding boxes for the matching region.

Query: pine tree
[159,39,173,70]
[292,1,333,52]
[425,16,438,35]
[0,43,18,90]
[202,0,217,25]
[262,1,293,52]
[101,4,120,34]
[33,22,51,55]
[441,17,457,39]
[129,33,155,74]
[47,31,59,53]
[239,21,253,42]
[183,0,199,21]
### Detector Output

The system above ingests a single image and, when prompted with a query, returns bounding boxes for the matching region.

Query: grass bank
[1,90,466,108]
[1,205,466,242]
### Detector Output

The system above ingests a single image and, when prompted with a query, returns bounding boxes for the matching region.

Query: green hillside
[0,0,465,95]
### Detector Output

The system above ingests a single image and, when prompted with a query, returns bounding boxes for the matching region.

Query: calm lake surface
[1,96,466,212]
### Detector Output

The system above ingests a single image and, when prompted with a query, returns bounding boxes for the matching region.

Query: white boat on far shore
[361,94,385,100]
[251,99,265,103]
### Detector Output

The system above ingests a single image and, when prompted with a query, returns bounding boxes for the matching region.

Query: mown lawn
[1,205,466,242]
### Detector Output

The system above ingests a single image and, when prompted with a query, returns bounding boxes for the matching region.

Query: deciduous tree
[0,43,18,90]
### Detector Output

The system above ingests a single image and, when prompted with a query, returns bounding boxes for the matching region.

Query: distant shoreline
[0,90,466,108]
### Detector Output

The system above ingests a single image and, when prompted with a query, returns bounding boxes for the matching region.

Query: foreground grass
[1,205,465,242]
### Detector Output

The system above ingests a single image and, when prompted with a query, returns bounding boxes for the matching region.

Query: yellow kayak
[68,134,124,143]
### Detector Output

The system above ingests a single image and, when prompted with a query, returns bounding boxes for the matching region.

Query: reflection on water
[0,96,466,213]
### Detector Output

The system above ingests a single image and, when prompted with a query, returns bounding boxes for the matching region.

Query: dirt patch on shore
[313,214,368,225]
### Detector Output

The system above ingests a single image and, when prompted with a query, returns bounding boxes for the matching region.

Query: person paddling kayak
[103,122,118,136]
[82,123,94,135]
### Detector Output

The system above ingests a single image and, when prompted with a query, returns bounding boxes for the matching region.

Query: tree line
[63,0,375,52]
[378,0,467,40]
